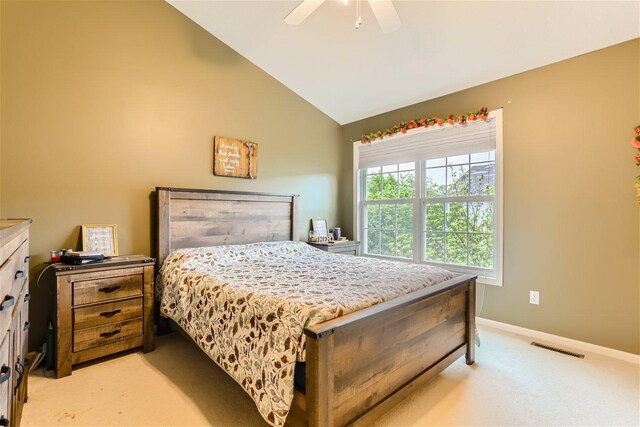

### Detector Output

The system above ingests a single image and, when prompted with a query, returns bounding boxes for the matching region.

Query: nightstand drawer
[74,298,143,330]
[73,274,143,305]
[330,246,358,255]
[308,241,361,256]
[74,318,142,352]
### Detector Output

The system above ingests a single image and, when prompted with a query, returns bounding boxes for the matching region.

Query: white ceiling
[167,1,640,125]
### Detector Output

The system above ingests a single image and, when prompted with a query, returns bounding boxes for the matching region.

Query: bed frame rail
[299,274,476,427]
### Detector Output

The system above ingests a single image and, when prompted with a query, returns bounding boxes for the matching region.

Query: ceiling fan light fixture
[285,0,400,33]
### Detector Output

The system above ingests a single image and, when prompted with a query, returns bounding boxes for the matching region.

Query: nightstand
[50,255,154,378]
[307,241,361,256]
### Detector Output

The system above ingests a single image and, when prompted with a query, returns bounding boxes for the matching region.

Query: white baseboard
[477,317,640,365]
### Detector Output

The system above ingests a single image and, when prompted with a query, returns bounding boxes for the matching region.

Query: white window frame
[354,109,503,286]
[359,164,420,261]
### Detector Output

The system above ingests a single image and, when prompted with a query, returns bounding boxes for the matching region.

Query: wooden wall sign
[213,136,258,179]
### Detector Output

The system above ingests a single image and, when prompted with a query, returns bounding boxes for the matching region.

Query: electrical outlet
[530,290,540,305]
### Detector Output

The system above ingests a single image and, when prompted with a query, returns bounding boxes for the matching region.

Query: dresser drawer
[0,333,10,422]
[20,292,30,361]
[74,318,142,352]
[17,238,29,281]
[0,260,13,293]
[0,229,27,268]
[0,238,28,333]
[0,219,29,423]
[0,250,19,296]
[73,274,143,306]
[74,298,142,330]
[0,279,16,340]
[10,264,27,310]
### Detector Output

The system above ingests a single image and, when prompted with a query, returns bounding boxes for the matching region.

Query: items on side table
[48,255,155,379]
[308,218,345,243]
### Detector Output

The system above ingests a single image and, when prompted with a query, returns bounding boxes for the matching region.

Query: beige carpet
[22,325,639,426]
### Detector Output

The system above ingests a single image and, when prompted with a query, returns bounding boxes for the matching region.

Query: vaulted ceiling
[167,1,639,124]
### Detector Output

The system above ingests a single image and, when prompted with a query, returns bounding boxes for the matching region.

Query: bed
[154,187,476,427]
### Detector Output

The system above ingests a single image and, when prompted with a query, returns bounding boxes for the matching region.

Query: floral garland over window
[361,107,489,144]
[633,125,640,202]
[633,125,640,160]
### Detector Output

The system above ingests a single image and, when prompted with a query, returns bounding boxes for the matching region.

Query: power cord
[35,264,56,376]
[36,264,54,294]
[41,363,52,378]
[14,358,24,394]
[475,283,487,347]
[478,282,487,317]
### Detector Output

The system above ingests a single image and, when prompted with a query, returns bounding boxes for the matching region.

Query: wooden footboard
[291,274,476,427]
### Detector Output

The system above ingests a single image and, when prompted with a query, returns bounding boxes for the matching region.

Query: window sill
[476,276,502,287]
[361,253,414,263]
[361,254,503,286]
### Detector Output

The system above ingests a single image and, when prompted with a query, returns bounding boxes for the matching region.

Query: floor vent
[530,342,585,359]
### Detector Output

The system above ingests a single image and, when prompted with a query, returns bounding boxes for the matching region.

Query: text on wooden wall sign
[213,136,258,179]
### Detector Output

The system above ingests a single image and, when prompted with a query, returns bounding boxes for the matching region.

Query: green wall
[0,0,341,349]
[341,39,640,354]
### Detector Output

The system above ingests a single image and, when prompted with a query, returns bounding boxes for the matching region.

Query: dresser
[51,256,154,379]
[0,219,31,427]
[307,240,361,256]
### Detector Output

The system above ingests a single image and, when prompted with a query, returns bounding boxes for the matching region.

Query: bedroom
[0,0,638,426]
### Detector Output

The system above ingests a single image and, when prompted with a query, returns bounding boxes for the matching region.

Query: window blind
[358,118,496,169]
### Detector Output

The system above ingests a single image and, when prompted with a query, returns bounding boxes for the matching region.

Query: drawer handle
[100,329,122,338]
[24,256,30,263]
[0,296,15,311]
[99,309,122,318]
[14,271,24,280]
[0,365,10,385]
[98,285,121,293]
[24,293,31,302]
[23,322,30,331]
[0,416,8,426]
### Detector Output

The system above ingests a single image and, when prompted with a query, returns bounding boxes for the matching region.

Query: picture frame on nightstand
[311,218,329,237]
[82,224,119,256]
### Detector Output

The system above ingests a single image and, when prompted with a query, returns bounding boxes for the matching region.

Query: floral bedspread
[156,241,456,426]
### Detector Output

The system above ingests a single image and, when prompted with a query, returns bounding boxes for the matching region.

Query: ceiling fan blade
[367,0,401,33]
[285,0,326,25]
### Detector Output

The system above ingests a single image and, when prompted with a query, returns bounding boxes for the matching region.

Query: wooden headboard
[155,187,299,267]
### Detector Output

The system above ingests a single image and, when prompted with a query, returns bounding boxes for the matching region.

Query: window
[356,109,503,285]
[364,163,415,258]
[424,152,496,269]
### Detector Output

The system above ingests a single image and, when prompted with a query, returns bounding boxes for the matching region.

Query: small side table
[50,255,154,378]
[307,240,361,256]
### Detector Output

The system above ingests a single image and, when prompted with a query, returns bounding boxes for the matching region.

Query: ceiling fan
[285,0,401,33]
